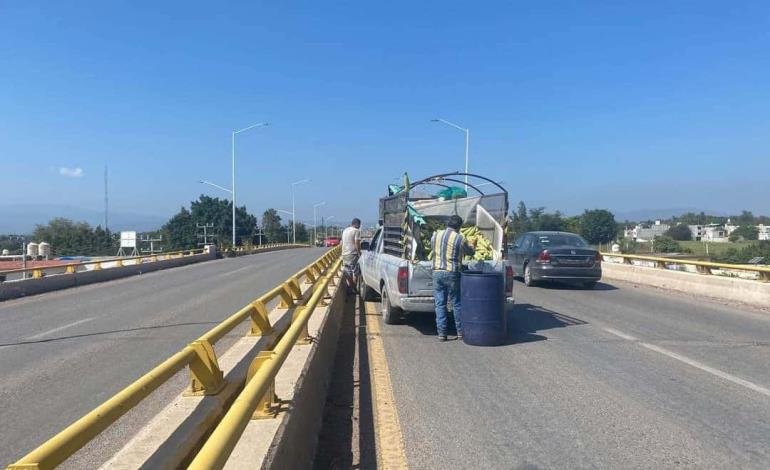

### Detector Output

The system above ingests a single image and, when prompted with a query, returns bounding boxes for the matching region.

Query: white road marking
[603,326,770,398]
[602,327,638,341]
[25,317,95,340]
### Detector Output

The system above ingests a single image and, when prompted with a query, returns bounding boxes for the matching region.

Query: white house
[758,224,770,241]
[625,220,670,242]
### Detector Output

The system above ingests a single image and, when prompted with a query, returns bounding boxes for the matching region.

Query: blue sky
[2,0,770,228]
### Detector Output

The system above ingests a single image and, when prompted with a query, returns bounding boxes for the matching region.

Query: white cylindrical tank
[39,242,51,259]
[27,242,39,258]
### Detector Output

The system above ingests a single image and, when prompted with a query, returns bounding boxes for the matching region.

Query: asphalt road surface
[0,248,326,468]
[380,279,770,469]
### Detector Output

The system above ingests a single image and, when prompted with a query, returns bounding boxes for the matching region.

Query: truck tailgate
[410,261,434,296]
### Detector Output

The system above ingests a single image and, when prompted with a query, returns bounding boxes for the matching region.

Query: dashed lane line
[602,327,770,398]
[25,317,95,340]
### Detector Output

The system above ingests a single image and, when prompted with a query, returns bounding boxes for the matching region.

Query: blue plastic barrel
[460,271,506,346]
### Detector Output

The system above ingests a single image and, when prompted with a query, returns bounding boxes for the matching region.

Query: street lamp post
[325,216,335,241]
[291,179,310,244]
[431,118,470,188]
[231,122,269,247]
[313,201,326,247]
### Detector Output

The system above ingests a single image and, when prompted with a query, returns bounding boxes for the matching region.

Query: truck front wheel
[381,289,402,324]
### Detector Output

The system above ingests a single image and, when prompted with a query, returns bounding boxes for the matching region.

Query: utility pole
[197,223,215,246]
[141,234,163,254]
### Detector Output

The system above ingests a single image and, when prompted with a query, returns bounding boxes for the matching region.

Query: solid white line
[603,326,770,398]
[26,317,95,340]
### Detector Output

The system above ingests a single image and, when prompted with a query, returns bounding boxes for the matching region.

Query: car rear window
[536,234,588,248]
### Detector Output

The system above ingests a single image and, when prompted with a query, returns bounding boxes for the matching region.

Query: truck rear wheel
[381,289,402,324]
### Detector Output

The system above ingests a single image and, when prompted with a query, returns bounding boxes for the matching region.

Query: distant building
[702,224,729,242]
[758,224,770,241]
[624,220,670,242]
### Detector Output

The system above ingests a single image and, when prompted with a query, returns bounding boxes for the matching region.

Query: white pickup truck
[358,172,514,324]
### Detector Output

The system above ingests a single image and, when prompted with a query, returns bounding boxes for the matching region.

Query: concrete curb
[602,262,770,308]
[259,279,347,469]
[223,275,347,469]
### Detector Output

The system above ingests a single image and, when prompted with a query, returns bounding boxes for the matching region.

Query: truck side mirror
[361,241,371,251]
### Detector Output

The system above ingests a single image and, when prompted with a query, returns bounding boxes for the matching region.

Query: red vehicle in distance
[324,236,341,247]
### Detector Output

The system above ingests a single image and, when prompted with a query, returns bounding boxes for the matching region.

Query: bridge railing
[0,248,206,280]
[0,243,305,281]
[601,252,770,282]
[188,255,343,469]
[7,246,341,470]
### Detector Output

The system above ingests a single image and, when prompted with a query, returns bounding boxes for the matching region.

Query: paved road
[0,248,326,467]
[379,279,770,469]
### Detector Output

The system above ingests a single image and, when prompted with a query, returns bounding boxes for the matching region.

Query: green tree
[262,209,284,243]
[580,209,617,244]
[665,224,692,241]
[294,222,309,243]
[562,216,581,234]
[652,235,682,253]
[162,207,197,250]
[510,201,530,238]
[30,218,118,256]
[730,224,759,241]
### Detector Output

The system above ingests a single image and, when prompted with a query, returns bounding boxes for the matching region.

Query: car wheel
[583,281,597,289]
[524,264,536,287]
[359,276,377,301]
[381,289,402,324]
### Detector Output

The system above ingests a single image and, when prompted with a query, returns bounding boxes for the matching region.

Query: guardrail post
[116,259,124,267]
[654,260,666,269]
[304,267,316,285]
[278,284,295,308]
[623,257,633,265]
[66,265,76,274]
[186,340,225,396]
[696,265,712,275]
[248,351,279,419]
[94,262,103,271]
[32,269,44,279]
[760,271,770,282]
[248,300,273,336]
[292,306,312,345]
[287,276,303,300]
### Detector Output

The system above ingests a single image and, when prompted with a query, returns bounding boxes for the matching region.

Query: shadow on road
[397,302,587,346]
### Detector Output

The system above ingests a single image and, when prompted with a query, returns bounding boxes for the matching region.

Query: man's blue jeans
[433,270,462,337]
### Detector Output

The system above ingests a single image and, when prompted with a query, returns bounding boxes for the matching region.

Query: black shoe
[438,335,447,342]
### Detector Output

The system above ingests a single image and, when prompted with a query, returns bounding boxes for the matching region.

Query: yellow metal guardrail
[188,255,343,469]
[7,246,340,470]
[0,248,206,279]
[0,244,306,280]
[601,252,770,282]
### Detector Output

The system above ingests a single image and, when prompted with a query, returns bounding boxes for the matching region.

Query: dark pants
[433,270,462,336]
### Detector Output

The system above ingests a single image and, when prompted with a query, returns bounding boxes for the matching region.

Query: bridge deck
[379,279,770,469]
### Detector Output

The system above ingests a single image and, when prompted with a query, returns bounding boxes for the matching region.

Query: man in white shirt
[341,218,362,293]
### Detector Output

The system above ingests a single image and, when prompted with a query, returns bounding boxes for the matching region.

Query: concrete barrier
[0,252,214,301]
[602,262,770,308]
[246,272,347,469]
[97,264,347,469]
